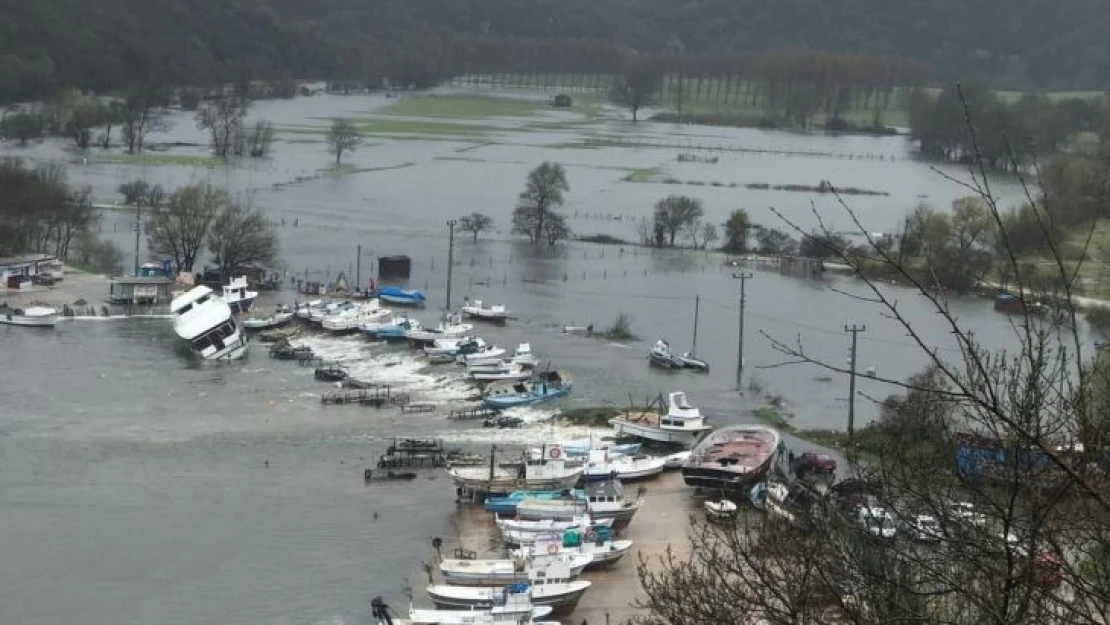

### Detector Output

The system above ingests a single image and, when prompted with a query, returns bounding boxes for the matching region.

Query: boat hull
[0,313,59,327]
[379,295,425,308]
[609,418,709,446]
[483,386,569,409]
[227,297,255,314]
[427,585,589,616]
[680,463,772,490]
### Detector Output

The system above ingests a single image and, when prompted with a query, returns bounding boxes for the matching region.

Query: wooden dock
[448,405,500,420]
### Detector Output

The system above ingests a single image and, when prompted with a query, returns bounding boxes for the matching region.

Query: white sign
[134,285,158,298]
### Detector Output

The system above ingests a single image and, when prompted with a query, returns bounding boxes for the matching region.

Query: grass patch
[622,168,658,183]
[102,153,224,167]
[380,95,538,118]
[557,406,622,427]
[754,405,795,431]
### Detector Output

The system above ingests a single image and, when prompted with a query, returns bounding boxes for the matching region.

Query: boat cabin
[662,391,706,430]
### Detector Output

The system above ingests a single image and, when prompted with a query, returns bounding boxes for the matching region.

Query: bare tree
[637,91,1110,625]
[543,212,571,246]
[245,120,275,158]
[511,162,569,246]
[196,93,249,158]
[701,222,719,251]
[207,202,279,280]
[326,119,361,165]
[610,55,664,122]
[147,183,226,272]
[459,212,494,241]
[120,87,170,154]
[654,195,704,246]
[117,180,150,207]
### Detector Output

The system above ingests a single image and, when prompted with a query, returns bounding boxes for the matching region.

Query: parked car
[793,452,837,477]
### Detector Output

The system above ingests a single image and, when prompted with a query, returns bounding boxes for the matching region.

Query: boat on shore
[648,339,685,369]
[378,286,426,308]
[501,518,613,548]
[681,424,782,491]
[609,391,713,446]
[427,568,590,616]
[513,529,633,569]
[484,489,584,515]
[461,299,509,324]
[0,305,59,327]
[438,552,592,586]
[401,586,554,625]
[705,499,739,522]
[561,440,640,458]
[582,450,666,483]
[515,480,641,531]
[170,285,249,361]
[242,308,294,330]
[448,447,584,495]
[483,371,571,409]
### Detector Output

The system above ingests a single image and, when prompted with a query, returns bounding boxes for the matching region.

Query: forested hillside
[2,0,1108,102]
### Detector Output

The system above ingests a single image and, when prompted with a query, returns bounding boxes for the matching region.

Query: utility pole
[733,272,753,390]
[133,201,142,276]
[845,324,867,440]
[446,220,457,310]
[356,244,361,295]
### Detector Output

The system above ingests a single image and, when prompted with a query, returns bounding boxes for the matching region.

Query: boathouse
[109,276,174,304]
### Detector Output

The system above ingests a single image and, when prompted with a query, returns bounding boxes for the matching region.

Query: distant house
[549,94,573,108]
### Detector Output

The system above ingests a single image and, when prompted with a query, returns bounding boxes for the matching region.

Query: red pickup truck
[792,452,838,477]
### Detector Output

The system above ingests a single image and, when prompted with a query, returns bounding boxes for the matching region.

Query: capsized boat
[448,447,584,495]
[378,285,426,308]
[242,307,294,330]
[514,528,633,569]
[461,299,509,324]
[0,305,59,327]
[220,275,258,314]
[483,371,571,409]
[681,424,782,491]
[170,285,249,361]
[648,339,685,369]
[437,552,592,586]
[428,570,590,616]
[609,391,713,446]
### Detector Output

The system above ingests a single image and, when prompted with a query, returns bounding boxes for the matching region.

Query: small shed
[378,255,412,281]
[109,276,175,304]
[549,94,573,108]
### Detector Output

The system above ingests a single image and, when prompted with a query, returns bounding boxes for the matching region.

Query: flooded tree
[245,120,275,158]
[638,94,1110,625]
[653,195,704,247]
[147,183,226,272]
[512,162,569,246]
[207,203,278,280]
[2,110,42,146]
[724,209,753,253]
[755,227,796,255]
[196,93,249,158]
[459,212,494,241]
[326,119,361,165]
[610,56,664,122]
[120,86,170,154]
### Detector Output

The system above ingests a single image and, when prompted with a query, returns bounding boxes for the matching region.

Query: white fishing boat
[428,560,590,615]
[468,343,538,369]
[498,515,611,536]
[471,365,535,383]
[426,336,487,357]
[610,454,667,481]
[517,480,641,531]
[461,299,509,324]
[448,447,584,495]
[663,450,691,469]
[458,344,507,365]
[242,308,294,330]
[501,518,612,548]
[438,552,592,586]
[401,587,554,625]
[514,533,634,569]
[220,275,257,313]
[361,314,412,337]
[406,314,473,342]
[0,305,59,327]
[294,299,324,320]
[322,300,390,334]
[609,391,713,446]
[704,499,739,521]
[170,285,249,361]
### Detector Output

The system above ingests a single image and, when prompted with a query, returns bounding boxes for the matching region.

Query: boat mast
[691,295,700,355]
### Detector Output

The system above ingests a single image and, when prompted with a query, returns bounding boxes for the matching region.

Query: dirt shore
[423,470,700,625]
[1,268,115,310]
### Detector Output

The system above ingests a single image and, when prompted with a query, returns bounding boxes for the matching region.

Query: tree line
[0,159,123,275]
[3,0,1109,100]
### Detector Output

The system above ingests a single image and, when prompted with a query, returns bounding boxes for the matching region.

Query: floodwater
[0,90,1089,624]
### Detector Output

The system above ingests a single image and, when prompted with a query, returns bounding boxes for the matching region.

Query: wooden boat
[461,299,509,324]
[483,371,571,409]
[610,391,713,446]
[437,552,591,586]
[682,424,782,491]
[0,305,59,327]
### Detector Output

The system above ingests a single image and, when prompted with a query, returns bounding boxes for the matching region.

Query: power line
[845,324,867,441]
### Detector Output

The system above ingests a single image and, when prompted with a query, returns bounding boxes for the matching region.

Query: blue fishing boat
[375,318,421,341]
[562,441,641,458]
[377,286,426,308]
[483,370,572,409]
[484,489,585,515]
